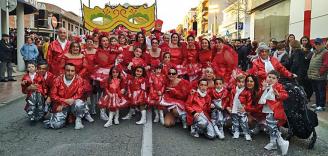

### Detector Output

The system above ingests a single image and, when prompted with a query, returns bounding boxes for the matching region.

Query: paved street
[1,96,328,156]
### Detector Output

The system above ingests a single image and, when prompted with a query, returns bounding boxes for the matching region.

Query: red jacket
[21,73,46,96]
[94,48,118,69]
[261,82,288,126]
[198,49,213,67]
[248,57,292,83]
[186,91,211,125]
[47,40,71,75]
[42,71,55,96]
[209,87,230,109]
[212,45,238,82]
[50,75,85,112]
[227,86,252,110]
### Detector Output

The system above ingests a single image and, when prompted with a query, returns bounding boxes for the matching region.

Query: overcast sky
[38,0,199,31]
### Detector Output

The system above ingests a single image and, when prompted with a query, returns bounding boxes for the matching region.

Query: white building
[289,0,328,40]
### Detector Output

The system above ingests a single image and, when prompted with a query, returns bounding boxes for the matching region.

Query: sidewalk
[0,71,25,106]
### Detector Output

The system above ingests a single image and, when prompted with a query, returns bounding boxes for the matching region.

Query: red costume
[260,83,288,126]
[248,57,293,83]
[63,55,88,78]
[127,77,147,106]
[42,71,55,96]
[169,47,185,65]
[226,86,252,110]
[98,78,128,111]
[209,87,229,108]
[47,40,71,75]
[148,73,166,109]
[198,49,213,68]
[50,75,85,113]
[92,47,119,82]
[183,44,202,80]
[84,52,96,79]
[21,73,46,96]
[212,45,238,82]
[186,91,211,126]
[160,79,190,111]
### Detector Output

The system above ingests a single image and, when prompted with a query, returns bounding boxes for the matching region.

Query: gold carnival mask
[83,4,156,32]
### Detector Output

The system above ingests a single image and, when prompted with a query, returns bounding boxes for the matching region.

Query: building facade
[289,0,328,40]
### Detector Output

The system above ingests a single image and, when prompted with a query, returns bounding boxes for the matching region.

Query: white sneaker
[136,110,147,125]
[85,114,94,123]
[217,130,225,140]
[100,109,109,121]
[75,117,84,130]
[104,112,114,128]
[264,142,278,150]
[191,132,199,138]
[233,132,240,139]
[245,134,252,141]
[159,110,164,125]
[278,138,289,155]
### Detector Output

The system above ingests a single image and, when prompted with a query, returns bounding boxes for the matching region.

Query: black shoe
[8,79,17,81]
[0,79,8,82]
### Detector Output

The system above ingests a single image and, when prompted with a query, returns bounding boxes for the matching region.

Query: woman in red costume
[183,34,202,81]
[127,47,148,72]
[162,52,174,76]
[83,35,98,115]
[119,34,132,66]
[148,38,162,68]
[247,43,294,84]
[212,38,239,83]
[62,42,87,78]
[169,32,185,66]
[160,67,191,128]
[199,38,213,68]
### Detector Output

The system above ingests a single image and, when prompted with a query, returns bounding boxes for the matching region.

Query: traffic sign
[235,22,243,30]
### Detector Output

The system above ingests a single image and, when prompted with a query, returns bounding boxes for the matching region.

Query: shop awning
[9,0,38,15]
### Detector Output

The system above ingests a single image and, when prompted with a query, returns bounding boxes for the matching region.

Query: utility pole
[88,0,90,7]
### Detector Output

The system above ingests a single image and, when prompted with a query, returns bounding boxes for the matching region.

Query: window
[62,21,66,28]
[68,23,70,31]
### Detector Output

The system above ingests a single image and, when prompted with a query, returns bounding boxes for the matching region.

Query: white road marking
[141,110,153,156]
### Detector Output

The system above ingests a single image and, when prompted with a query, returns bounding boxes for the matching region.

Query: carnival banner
[83,4,156,32]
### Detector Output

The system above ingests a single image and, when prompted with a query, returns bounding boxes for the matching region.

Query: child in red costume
[209,77,229,139]
[127,47,148,72]
[21,62,46,121]
[186,79,215,139]
[99,66,128,128]
[258,70,289,155]
[123,66,148,125]
[148,63,166,125]
[227,74,252,141]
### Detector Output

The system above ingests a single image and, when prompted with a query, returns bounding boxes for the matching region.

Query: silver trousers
[191,112,215,139]
[211,109,226,130]
[25,92,45,121]
[231,112,250,135]
[265,113,280,140]
[44,99,90,129]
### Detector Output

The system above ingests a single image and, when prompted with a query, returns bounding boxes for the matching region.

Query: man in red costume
[44,63,94,129]
[47,28,71,75]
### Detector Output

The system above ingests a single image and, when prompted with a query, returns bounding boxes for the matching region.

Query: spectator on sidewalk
[20,36,39,69]
[308,38,328,112]
[300,36,314,100]
[0,34,16,82]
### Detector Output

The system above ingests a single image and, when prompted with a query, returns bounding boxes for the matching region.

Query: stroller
[279,78,318,149]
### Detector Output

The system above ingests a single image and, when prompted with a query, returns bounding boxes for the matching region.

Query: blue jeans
[311,80,327,107]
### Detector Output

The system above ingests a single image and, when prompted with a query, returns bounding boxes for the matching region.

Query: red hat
[92,28,99,34]
[154,19,163,31]
[140,27,146,35]
[169,29,176,34]
[85,35,93,41]
[73,36,82,43]
[187,30,196,37]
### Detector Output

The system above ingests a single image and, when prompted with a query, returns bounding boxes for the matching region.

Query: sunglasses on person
[168,72,177,75]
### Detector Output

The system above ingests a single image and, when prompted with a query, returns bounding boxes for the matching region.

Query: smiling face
[110,38,118,45]
[119,35,127,45]
[70,43,81,55]
[134,47,143,58]
[163,53,171,63]
[266,74,278,85]
[86,39,94,48]
[171,34,179,44]
[100,37,109,48]
[58,28,67,41]
[168,68,178,81]
[111,69,119,78]
[205,68,214,80]
[236,78,245,88]
[135,67,144,77]
[214,79,224,90]
[38,64,48,76]
[201,39,210,50]
[64,65,76,80]
[246,76,255,89]
[259,49,270,60]
[151,39,159,49]
[187,36,195,44]
[137,33,145,43]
